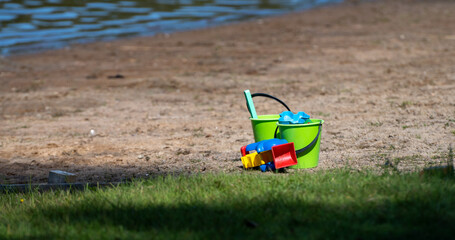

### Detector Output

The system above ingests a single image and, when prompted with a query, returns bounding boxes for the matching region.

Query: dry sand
[1,0,454,183]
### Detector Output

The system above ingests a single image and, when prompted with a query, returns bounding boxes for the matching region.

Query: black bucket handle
[249,92,321,155]
[295,124,322,155]
[251,93,291,112]
[249,92,290,142]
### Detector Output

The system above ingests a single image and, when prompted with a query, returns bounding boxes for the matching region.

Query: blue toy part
[245,138,288,154]
[260,162,276,172]
[278,111,310,124]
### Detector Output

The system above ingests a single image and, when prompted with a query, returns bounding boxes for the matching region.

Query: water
[0,0,342,56]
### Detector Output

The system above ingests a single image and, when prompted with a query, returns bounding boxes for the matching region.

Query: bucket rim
[277,119,324,127]
[249,114,280,121]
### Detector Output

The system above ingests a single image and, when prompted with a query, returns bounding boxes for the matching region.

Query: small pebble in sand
[90,129,96,136]
[138,154,144,159]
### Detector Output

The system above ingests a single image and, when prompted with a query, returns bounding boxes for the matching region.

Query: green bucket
[247,93,292,142]
[250,115,280,142]
[277,119,324,169]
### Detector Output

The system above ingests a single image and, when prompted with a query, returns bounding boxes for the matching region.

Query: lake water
[0,0,342,55]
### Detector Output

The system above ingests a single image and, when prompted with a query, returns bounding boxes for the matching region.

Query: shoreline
[1,0,454,183]
[0,0,340,57]
[1,1,344,57]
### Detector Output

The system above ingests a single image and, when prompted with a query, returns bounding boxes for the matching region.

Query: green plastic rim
[250,115,280,142]
[277,119,324,169]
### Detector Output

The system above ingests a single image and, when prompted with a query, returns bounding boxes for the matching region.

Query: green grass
[1,170,455,239]
[399,101,413,109]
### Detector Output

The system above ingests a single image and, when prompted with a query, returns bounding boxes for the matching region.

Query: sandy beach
[1,0,454,184]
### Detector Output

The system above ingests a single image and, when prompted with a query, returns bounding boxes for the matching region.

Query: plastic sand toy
[244,90,258,119]
[244,90,291,142]
[278,111,310,124]
[260,162,276,172]
[240,138,298,170]
[241,90,324,171]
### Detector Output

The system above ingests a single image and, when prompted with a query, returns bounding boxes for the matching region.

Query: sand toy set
[241,90,324,172]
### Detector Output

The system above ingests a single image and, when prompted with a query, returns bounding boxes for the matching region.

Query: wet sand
[1,0,454,183]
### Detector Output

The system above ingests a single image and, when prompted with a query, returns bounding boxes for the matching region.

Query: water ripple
[0,0,342,55]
